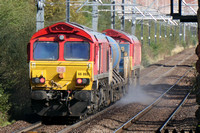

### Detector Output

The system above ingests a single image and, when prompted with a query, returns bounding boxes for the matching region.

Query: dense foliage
[0,0,35,125]
[45,0,91,27]
[0,84,10,126]
[0,0,197,127]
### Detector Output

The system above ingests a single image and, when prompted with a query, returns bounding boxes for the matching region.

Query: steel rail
[13,121,42,133]
[59,59,193,133]
[113,67,193,133]
[158,91,191,132]
[18,50,194,133]
[148,53,194,85]
[58,103,117,133]
[141,52,194,85]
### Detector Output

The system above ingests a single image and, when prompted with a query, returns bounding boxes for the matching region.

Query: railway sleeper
[156,129,194,133]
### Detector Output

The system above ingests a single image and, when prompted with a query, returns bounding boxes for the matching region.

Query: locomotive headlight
[39,77,45,84]
[77,78,82,84]
[32,77,40,84]
[58,35,65,41]
[32,77,46,84]
[76,78,90,85]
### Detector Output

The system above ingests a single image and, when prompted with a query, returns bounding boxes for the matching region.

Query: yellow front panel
[76,71,91,78]
[30,61,93,90]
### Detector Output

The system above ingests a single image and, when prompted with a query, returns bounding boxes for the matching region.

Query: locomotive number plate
[57,67,66,73]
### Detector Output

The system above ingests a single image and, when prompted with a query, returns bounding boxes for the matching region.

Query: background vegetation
[0,0,35,126]
[0,0,197,126]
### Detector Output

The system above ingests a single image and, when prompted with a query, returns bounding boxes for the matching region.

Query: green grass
[0,113,11,127]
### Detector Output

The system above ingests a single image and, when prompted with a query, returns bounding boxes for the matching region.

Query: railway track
[13,104,117,133]
[13,121,43,133]
[113,68,193,133]
[12,48,196,133]
[58,52,196,133]
[157,92,191,132]
[143,54,194,86]
[58,103,117,133]
[140,49,194,85]
[140,49,190,79]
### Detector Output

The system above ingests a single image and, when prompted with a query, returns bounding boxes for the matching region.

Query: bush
[0,0,35,120]
[0,84,10,126]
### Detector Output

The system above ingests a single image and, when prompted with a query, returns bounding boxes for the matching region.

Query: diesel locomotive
[27,22,141,117]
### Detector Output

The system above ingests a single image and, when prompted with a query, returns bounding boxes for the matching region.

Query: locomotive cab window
[119,44,130,57]
[64,41,90,60]
[33,42,59,60]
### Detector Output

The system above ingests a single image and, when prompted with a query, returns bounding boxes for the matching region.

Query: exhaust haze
[117,85,153,105]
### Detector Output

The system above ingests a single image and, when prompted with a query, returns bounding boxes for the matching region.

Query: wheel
[135,68,140,86]
[80,113,87,120]
[109,88,114,103]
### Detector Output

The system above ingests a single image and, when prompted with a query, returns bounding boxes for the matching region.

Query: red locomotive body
[29,22,111,77]
[102,29,141,84]
[28,22,141,117]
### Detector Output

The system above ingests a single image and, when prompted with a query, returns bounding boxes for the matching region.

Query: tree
[0,0,35,119]
[45,0,90,27]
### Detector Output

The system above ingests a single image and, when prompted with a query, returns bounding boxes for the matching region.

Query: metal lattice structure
[170,0,198,22]
[35,0,198,41]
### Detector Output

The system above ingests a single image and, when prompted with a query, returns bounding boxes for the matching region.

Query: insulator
[37,0,45,10]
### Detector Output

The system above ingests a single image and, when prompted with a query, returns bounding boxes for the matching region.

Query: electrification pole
[191,26,194,37]
[66,0,70,22]
[155,21,157,44]
[183,23,186,42]
[131,0,136,35]
[148,20,151,45]
[179,23,182,42]
[141,19,144,45]
[36,0,45,32]
[111,0,116,29]
[92,0,98,31]
[174,25,177,41]
[159,21,162,41]
[165,22,167,38]
[170,24,172,41]
[121,0,125,31]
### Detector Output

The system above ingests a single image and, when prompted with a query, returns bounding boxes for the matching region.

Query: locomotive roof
[69,22,94,32]
[31,22,99,43]
[102,29,138,43]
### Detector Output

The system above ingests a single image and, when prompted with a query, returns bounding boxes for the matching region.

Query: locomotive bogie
[31,90,92,116]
